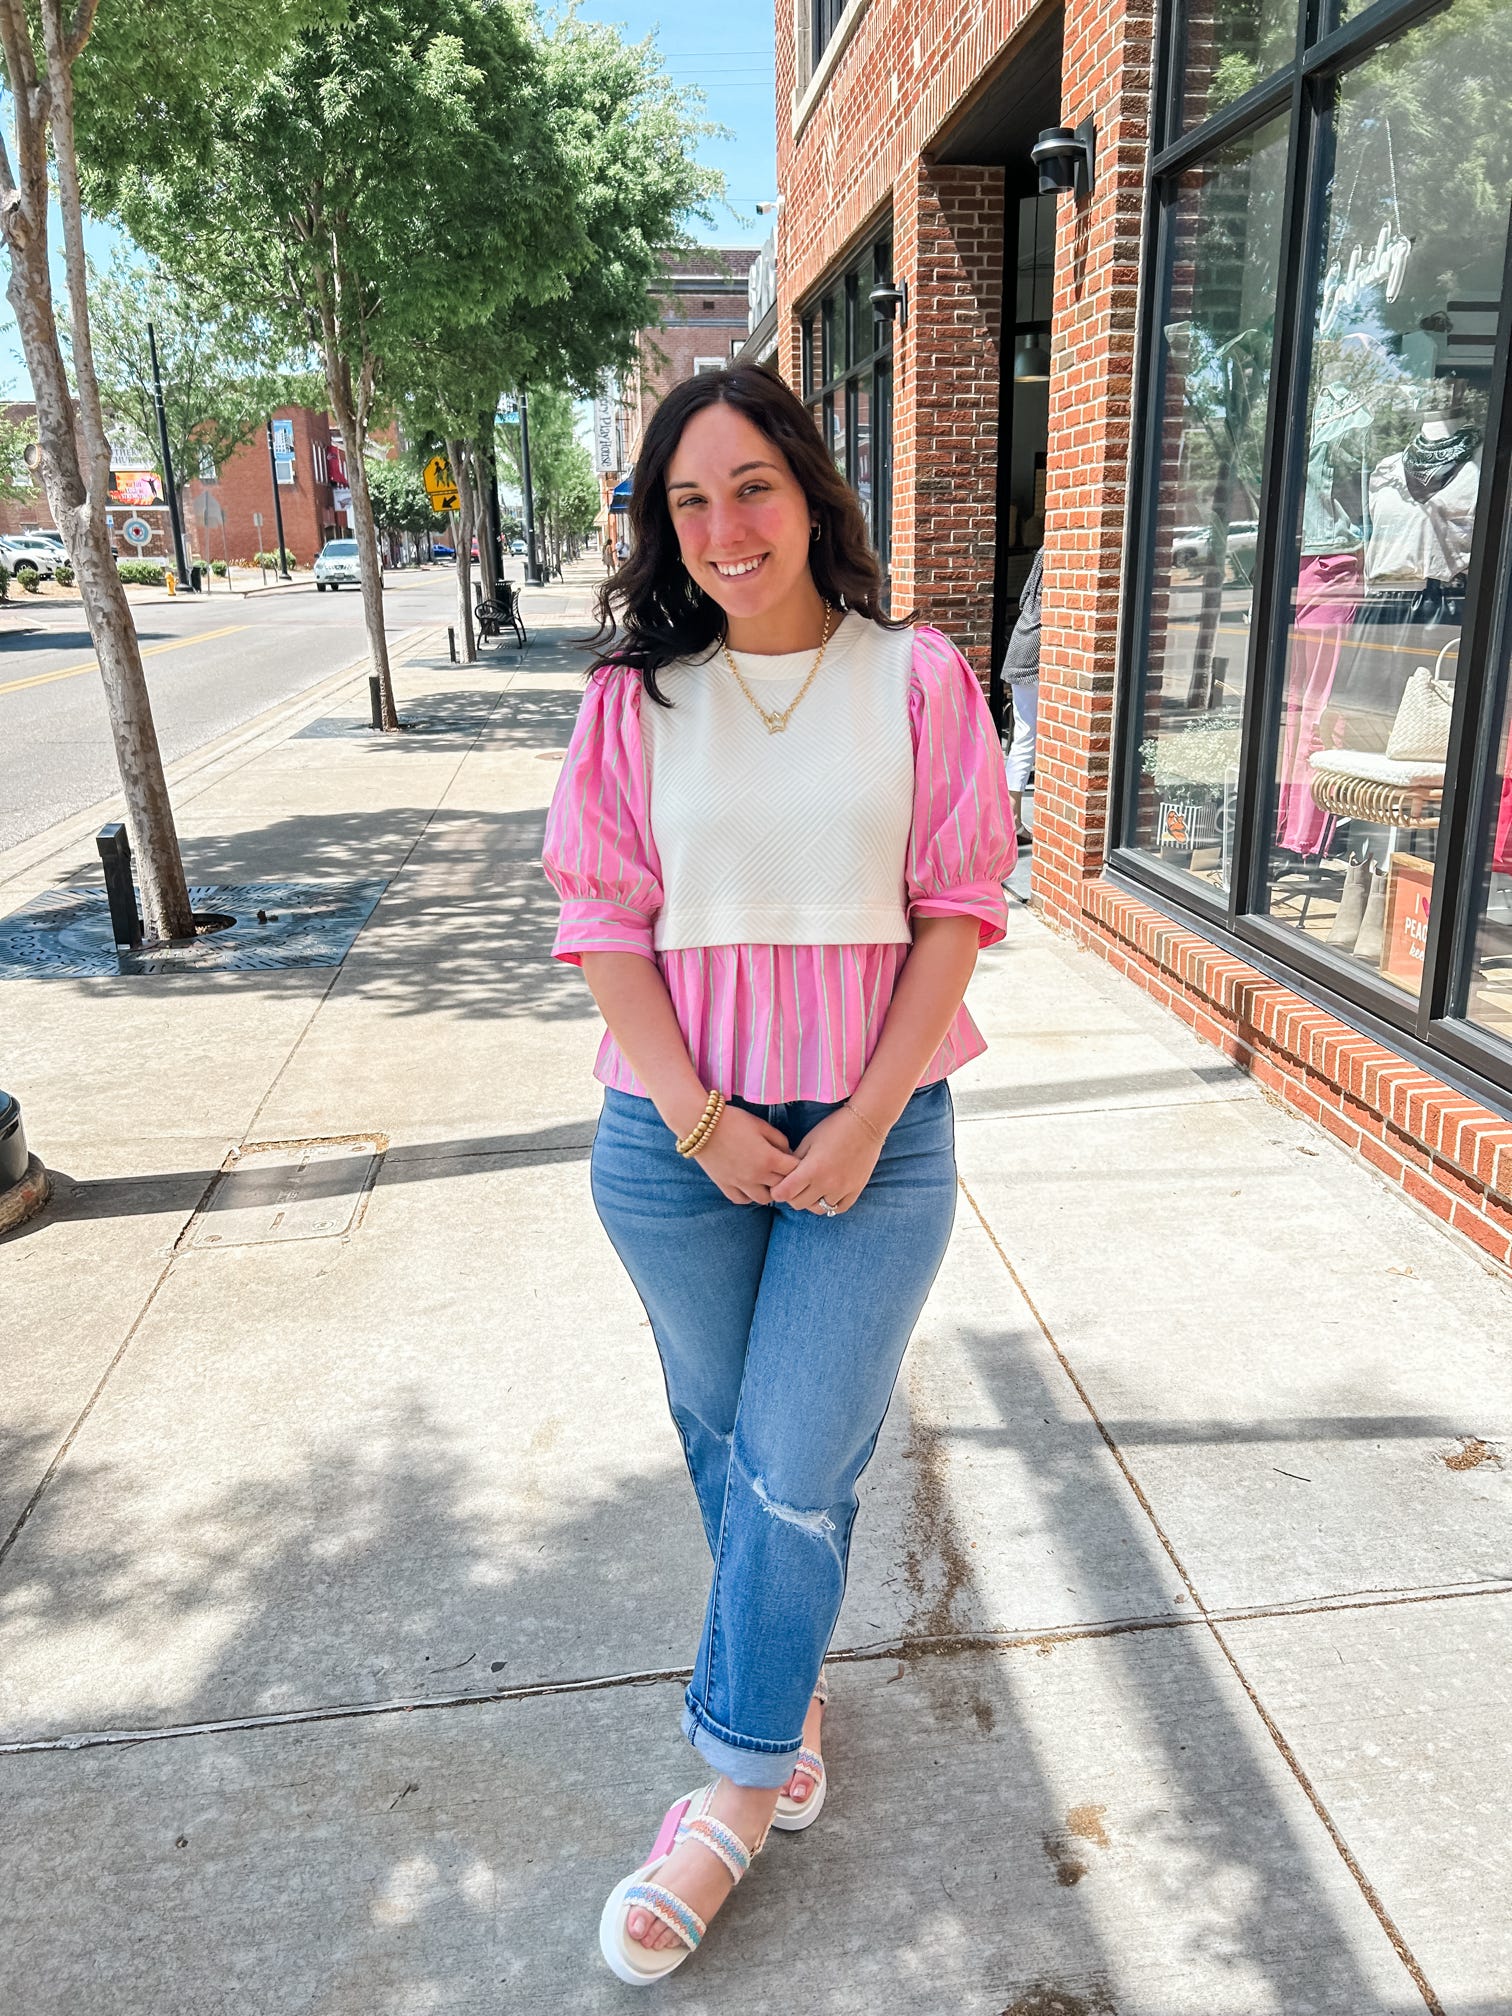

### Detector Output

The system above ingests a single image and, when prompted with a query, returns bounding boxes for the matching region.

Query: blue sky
[0,5,776,398]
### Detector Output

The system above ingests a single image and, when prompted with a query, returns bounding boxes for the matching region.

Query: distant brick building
[1,401,355,566]
[596,248,759,548]
[774,0,1512,1270]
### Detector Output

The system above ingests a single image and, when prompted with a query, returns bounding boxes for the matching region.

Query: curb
[0,1155,51,1236]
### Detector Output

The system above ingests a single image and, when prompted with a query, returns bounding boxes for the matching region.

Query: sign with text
[109,467,163,507]
[1382,852,1435,989]
[592,380,619,474]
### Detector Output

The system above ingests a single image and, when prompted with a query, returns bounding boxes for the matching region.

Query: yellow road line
[0,623,249,697]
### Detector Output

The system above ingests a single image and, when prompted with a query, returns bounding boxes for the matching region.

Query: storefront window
[801,231,894,571]
[1260,2,1511,999]
[1128,115,1289,891]
[1178,0,1294,126]
[1119,0,1512,1106]
[1466,548,1512,1044]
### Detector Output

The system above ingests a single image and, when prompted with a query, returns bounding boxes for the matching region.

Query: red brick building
[596,248,759,545]
[2,402,353,567]
[185,406,352,569]
[775,0,1512,1271]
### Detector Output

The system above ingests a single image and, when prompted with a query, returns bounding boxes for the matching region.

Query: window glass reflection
[1179,0,1294,127]
[1260,0,1512,1000]
[1127,116,1290,891]
[1466,552,1512,1045]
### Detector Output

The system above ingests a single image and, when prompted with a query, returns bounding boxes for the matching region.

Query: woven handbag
[1386,639,1457,763]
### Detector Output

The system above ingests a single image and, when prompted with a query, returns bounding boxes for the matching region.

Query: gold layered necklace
[720,602,835,735]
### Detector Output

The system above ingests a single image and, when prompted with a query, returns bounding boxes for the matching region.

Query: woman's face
[664,403,815,624]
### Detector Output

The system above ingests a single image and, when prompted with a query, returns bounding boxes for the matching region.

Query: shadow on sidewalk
[0,1292,1431,2006]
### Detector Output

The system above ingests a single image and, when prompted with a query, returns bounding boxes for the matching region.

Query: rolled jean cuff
[681,1699,800,1790]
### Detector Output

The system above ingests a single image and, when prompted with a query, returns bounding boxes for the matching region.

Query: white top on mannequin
[1365,447,1479,585]
[643,612,918,952]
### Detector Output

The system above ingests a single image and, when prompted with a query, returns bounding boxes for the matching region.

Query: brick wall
[774,0,1512,1278]
[185,407,343,569]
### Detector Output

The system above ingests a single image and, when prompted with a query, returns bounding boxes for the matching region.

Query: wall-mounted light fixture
[1032,119,1096,200]
[869,278,909,330]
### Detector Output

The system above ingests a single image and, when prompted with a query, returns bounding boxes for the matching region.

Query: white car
[0,534,59,578]
[314,538,361,590]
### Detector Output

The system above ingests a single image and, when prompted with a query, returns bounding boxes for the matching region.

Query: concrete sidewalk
[2,566,1508,2014]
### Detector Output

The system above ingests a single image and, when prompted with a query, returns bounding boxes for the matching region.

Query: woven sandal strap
[624,1881,705,1951]
[791,1746,826,1782]
[674,1812,752,1882]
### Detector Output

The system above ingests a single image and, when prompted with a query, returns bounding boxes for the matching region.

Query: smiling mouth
[710,554,768,579]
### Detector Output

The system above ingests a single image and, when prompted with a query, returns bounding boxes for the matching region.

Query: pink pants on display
[1274,552,1363,858]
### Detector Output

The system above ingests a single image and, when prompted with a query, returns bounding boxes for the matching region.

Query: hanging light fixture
[1014,195,1051,382]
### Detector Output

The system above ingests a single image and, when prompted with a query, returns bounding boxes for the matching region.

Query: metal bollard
[448,626,457,664]
[369,676,384,730]
[96,822,143,949]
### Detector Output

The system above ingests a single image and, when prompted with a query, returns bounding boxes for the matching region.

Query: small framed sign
[1381,852,1435,988]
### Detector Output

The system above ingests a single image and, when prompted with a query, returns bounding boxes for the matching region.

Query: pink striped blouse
[542,623,1017,1102]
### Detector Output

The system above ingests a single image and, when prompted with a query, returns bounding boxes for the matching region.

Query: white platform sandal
[599,1783,768,1986]
[771,1669,829,1833]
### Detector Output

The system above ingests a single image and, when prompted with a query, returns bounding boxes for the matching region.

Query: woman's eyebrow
[667,460,783,491]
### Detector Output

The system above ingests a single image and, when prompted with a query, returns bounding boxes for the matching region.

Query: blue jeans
[590,1079,958,1788]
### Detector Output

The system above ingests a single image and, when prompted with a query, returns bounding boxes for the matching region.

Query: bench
[475,582,528,649]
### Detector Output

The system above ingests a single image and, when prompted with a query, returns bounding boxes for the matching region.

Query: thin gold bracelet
[844,1100,886,1147]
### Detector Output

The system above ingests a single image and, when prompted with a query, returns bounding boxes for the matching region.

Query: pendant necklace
[720,602,835,734]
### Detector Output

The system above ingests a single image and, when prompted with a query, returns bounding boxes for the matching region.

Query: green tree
[0,408,37,504]
[364,454,445,555]
[497,388,596,577]
[113,0,572,728]
[0,0,314,935]
[64,256,318,521]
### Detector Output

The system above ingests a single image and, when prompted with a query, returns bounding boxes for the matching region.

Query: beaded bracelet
[676,1090,726,1158]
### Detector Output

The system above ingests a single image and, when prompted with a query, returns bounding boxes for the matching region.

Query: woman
[542,367,1016,1985]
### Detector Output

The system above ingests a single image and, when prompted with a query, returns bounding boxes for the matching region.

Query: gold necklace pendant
[722,603,834,736]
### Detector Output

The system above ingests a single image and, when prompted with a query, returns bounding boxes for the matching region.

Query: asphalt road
[0,572,458,852]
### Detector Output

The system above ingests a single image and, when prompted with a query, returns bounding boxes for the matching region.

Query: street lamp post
[266,419,293,580]
[147,319,195,590]
[517,386,541,586]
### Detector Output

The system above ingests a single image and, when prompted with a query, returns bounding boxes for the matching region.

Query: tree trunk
[447,438,477,661]
[322,354,396,728]
[0,2,195,941]
[475,431,500,608]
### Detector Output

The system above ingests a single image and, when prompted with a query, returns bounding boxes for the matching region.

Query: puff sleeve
[906,626,1017,948]
[542,667,663,965]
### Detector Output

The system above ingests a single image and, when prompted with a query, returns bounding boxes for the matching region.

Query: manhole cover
[0,881,387,979]
[190,1137,384,1248]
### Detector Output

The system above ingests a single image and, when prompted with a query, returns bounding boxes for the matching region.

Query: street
[0,572,459,851]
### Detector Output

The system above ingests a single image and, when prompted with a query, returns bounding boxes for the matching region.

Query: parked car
[314,538,361,590]
[1170,520,1258,581]
[0,534,58,578]
[431,541,455,559]
[509,538,527,556]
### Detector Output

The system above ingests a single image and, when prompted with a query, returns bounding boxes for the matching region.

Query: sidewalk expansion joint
[958,1173,1450,2016]
[5,1578,1507,1763]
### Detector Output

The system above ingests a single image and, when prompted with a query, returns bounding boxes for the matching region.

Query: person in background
[1002,543,1042,846]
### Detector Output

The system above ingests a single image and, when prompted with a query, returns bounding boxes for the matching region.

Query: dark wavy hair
[588,365,906,705]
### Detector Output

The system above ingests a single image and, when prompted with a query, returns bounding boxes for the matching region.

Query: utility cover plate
[191,1138,382,1248]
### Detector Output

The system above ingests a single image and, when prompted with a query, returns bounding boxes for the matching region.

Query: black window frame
[811,0,849,68]
[800,228,895,576]
[1110,0,1512,1110]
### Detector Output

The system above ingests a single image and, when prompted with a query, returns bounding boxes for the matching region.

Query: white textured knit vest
[643,613,917,951]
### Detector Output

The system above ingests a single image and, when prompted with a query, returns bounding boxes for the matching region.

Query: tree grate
[0,880,387,979]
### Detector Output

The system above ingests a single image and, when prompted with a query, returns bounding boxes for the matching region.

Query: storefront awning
[609,476,633,513]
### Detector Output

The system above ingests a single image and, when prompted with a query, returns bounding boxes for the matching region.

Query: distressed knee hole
[750,1472,836,1536]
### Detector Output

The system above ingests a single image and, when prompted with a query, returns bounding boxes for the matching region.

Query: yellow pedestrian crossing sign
[423,454,460,514]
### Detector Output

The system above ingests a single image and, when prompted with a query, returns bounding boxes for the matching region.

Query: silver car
[314,538,361,590]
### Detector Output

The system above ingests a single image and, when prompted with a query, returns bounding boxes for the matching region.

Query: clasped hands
[694,1102,884,1214]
